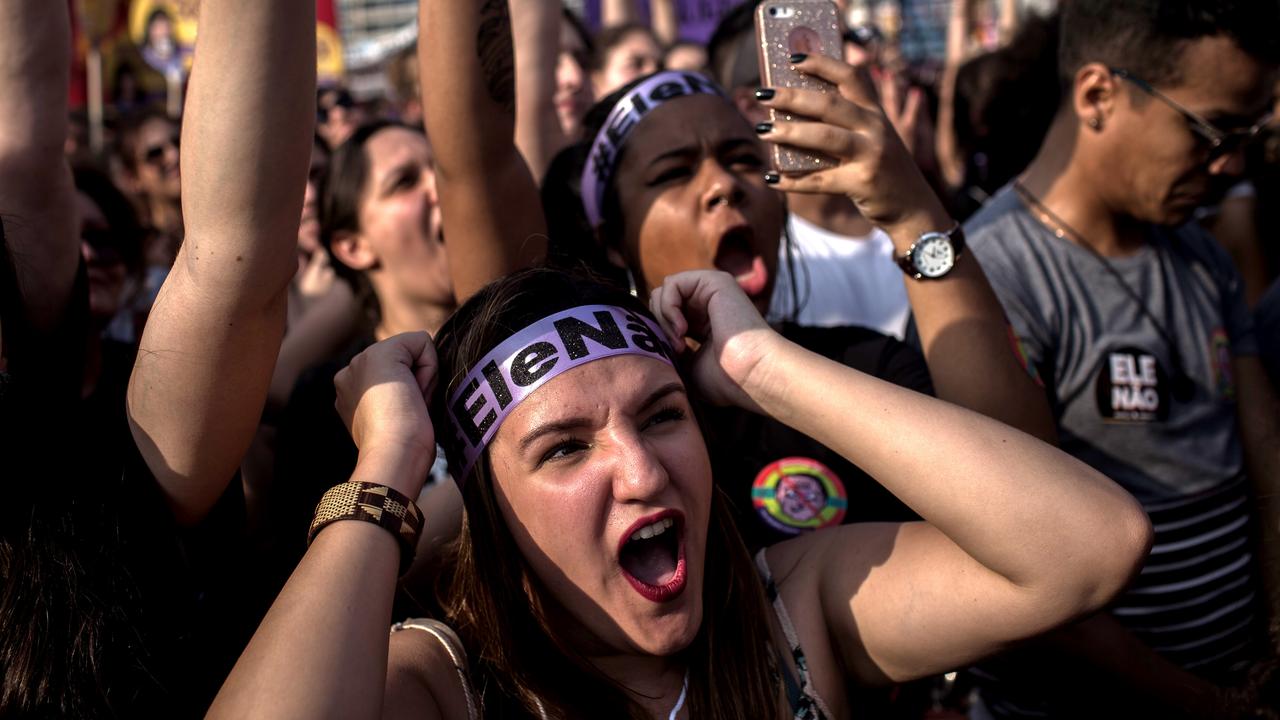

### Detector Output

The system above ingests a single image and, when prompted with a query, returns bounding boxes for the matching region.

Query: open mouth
[713,225,769,298]
[618,510,687,603]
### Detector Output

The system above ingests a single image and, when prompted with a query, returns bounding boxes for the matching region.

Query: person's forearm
[998,0,1018,46]
[745,336,1148,612]
[511,0,571,180]
[210,462,402,718]
[128,0,316,524]
[268,284,359,410]
[945,0,971,66]
[0,1,78,332]
[651,0,679,46]
[178,0,315,304]
[1236,357,1280,631]
[602,0,641,28]
[1039,612,1224,718]
[934,65,966,191]
[884,212,1059,444]
[420,0,546,302]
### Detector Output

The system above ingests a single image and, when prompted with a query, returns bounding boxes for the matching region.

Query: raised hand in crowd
[0,0,79,354]
[603,0,680,48]
[418,0,545,302]
[127,0,316,524]
[759,53,1057,442]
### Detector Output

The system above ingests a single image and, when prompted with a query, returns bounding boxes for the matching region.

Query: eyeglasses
[141,134,180,165]
[1109,67,1272,162]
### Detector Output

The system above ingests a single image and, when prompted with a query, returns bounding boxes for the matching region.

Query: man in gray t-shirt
[969,189,1256,503]
[960,1,1280,717]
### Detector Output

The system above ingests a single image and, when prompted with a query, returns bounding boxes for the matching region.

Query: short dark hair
[1059,0,1280,88]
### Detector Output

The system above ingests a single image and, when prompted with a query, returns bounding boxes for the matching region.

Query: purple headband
[446,305,675,481]
[580,71,726,228]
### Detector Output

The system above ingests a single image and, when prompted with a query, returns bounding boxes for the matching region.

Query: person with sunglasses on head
[961,1,1280,717]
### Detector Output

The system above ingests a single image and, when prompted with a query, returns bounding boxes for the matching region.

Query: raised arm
[649,270,1152,686]
[1235,356,1280,628]
[127,0,315,524]
[511,0,572,181]
[935,0,974,192]
[762,54,1058,443]
[419,0,546,303]
[210,333,461,719]
[603,0,678,47]
[0,0,78,336]
[650,0,680,47]
[601,0,641,28]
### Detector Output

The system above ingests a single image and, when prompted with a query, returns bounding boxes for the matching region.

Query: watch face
[912,235,955,278]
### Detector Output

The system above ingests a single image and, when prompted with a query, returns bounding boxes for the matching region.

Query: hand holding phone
[755,0,844,174]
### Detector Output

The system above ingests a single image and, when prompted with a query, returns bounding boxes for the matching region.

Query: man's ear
[1073,62,1120,131]
[329,230,378,272]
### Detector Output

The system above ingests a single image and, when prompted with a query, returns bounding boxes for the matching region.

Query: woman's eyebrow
[637,382,686,412]
[516,382,683,451]
[518,417,593,452]
[647,145,697,166]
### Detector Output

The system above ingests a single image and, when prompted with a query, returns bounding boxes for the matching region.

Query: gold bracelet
[308,482,424,575]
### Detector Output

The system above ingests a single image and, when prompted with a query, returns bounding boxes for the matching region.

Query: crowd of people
[2,0,1280,717]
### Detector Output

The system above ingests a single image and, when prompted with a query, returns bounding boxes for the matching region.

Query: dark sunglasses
[141,134,180,165]
[1109,67,1272,162]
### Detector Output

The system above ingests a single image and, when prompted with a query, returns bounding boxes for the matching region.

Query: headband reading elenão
[445,305,675,481]
[580,71,727,229]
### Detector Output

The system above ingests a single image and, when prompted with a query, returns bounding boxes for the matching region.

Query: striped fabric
[1113,475,1261,673]
[974,475,1264,718]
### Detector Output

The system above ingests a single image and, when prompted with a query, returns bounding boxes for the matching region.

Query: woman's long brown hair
[433,268,782,718]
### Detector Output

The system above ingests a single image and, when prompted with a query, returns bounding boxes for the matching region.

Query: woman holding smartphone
[419,0,1056,549]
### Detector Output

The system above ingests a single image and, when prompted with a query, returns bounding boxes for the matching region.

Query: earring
[1088,116,1102,130]
[625,267,639,298]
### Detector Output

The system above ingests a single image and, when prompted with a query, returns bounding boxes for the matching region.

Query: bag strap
[391,618,480,720]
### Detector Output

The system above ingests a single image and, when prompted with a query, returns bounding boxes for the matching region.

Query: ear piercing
[1088,116,1102,130]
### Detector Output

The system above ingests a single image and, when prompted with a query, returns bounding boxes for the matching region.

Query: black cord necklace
[1012,181,1196,403]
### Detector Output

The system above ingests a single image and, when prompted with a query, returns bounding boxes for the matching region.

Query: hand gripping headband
[446,305,675,482]
[580,71,727,229]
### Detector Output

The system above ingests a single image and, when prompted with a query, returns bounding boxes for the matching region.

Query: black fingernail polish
[763,171,780,184]
[789,53,807,63]
[754,87,775,101]
[754,122,773,135]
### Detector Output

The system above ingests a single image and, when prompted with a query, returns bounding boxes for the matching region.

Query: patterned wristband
[308,482,424,575]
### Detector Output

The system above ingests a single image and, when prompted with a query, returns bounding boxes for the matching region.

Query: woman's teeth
[629,517,675,542]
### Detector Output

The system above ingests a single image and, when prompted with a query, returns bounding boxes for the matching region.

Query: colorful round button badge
[751,457,847,535]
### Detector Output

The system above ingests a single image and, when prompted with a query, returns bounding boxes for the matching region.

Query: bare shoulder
[765,523,911,687]
[384,623,474,720]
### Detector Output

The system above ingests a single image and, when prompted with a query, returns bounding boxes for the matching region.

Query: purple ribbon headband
[446,305,675,481]
[580,71,726,229]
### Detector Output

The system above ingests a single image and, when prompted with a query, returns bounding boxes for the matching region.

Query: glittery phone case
[755,0,843,174]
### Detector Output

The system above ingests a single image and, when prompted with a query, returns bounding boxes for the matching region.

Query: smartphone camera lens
[769,7,778,16]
